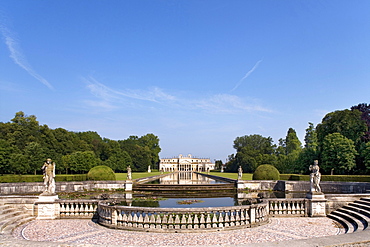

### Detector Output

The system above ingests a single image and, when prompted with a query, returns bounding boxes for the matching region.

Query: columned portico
[160,154,215,172]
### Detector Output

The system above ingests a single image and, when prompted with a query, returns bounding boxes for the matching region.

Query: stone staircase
[328,197,370,234]
[0,203,35,235]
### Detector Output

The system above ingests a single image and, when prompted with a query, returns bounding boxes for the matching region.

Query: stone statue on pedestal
[309,160,321,193]
[41,158,56,195]
[238,166,243,180]
[127,166,132,180]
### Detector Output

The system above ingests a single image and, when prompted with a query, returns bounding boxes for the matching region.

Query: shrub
[87,165,116,181]
[253,164,280,180]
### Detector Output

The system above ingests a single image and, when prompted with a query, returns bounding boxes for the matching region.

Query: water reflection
[146,172,228,185]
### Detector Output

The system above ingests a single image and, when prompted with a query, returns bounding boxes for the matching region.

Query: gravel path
[13,217,341,246]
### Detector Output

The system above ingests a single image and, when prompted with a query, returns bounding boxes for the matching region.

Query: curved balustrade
[268,199,307,216]
[59,200,99,218]
[98,201,268,232]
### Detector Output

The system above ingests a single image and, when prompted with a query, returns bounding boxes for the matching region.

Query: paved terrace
[0,217,365,247]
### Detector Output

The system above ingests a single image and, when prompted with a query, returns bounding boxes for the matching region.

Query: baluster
[155,214,162,229]
[187,214,193,229]
[136,213,143,228]
[212,212,218,228]
[127,213,133,227]
[162,214,168,229]
[235,210,240,226]
[224,212,230,227]
[229,211,235,226]
[181,214,187,229]
[149,214,156,229]
[291,201,296,214]
[168,214,174,229]
[174,215,181,229]
[193,214,199,229]
[206,213,212,228]
[199,213,205,229]
[122,213,128,226]
[60,203,65,217]
[65,203,70,216]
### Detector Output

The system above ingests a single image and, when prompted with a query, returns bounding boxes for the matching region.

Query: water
[145,172,228,185]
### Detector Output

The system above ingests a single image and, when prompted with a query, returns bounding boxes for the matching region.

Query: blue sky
[1,1,369,162]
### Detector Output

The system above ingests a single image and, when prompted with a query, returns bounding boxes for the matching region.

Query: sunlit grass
[206,172,253,180]
[115,172,167,181]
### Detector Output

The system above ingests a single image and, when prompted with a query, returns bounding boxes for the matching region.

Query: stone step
[0,210,23,221]
[343,205,370,222]
[350,202,370,213]
[1,215,35,234]
[327,213,353,234]
[355,200,370,207]
[329,210,358,232]
[337,208,368,230]
[0,204,35,234]
[0,212,34,233]
[360,198,370,203]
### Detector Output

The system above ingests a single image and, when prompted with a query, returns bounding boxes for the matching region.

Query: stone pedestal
[125,180,133,191]
[35,194,59,220]
[307,192,327,217]
[237,180,245,190]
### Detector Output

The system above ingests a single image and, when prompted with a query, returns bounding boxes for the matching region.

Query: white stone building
[159,154,215,172]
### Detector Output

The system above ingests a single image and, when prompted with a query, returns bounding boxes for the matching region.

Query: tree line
[225,103,370,175]
[0,111,161,175]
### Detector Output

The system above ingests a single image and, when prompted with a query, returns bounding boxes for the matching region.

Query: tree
[351,103,370,142]
[363,142,370,172]
[285,128,302,155]
[9,153,29,174]
[24,142,46,175]
[138,133,161,169]
[321,133,357,174]
[0,139,15,174]
[316,109,367,147]
[230,134,276,173]
[67,151,99,174]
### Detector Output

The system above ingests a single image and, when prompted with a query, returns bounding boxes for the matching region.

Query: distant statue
[221,165,224,173]
[41,158,56,195]
[127,166,132,180]
[238,166,243,180]
[309,160,321,192]
[148,165,151,173]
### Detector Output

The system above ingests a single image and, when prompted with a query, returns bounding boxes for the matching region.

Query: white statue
[238,166,243,180]
[127,166,132,180]
[309,160,321,192]
[41,158,56,194]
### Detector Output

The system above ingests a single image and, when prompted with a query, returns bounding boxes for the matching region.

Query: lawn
[206,172,253,180]
[115,172,167,180]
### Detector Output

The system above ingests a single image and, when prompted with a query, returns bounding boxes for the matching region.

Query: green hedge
[280,174,370,182]
[0,174,87,183]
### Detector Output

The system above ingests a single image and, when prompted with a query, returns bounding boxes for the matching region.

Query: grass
[115,172,168,181]
[206,172,253,180]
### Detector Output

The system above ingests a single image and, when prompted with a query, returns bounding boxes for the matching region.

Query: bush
[253,164,280,180]
[87,165,116,181]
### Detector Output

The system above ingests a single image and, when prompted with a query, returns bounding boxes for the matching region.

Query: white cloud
[83,76,271,115]
[0,23,53,90]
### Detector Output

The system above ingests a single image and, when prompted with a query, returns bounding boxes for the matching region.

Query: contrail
[0,23,53,90]
[231,59,262,92]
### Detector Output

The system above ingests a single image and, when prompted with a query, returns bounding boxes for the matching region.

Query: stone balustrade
[97,201,269,232]
[268,198,307,216]
[59,200,99,218]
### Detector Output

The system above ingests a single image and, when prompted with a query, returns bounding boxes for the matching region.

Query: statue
[127,166,132,180]
[148,165,151,173]
[309,160,321,192]
[238,166,243,180]
[41,158,56,195]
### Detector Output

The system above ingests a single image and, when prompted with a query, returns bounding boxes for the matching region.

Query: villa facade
[159,154,215,172]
